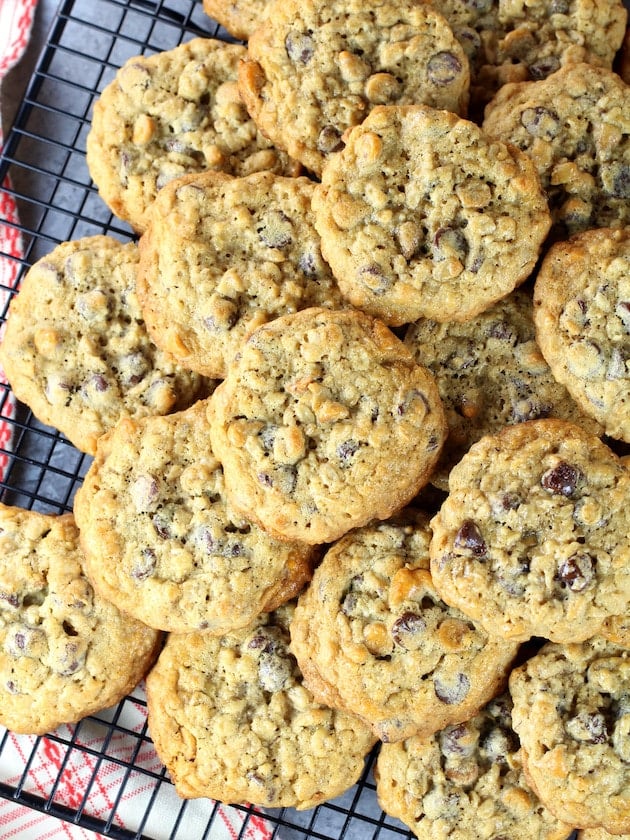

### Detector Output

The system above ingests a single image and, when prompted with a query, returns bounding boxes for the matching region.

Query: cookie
[375,692,572,840]
[208,307,447,545]
[312,105,551,327]
[290,513,519,743]
[86,38,300,233]
[533,227,630,442]
[509,636,630,834]
[238,0,470,177]
[578,830,630,840]
[73,399,314,635]
[0,236,206,455]
[145,601,376,809]
[137,170,345,379]
[0,504,161,735]
[429,418,630,643]
[483,63,630,239]
[202,0,269,40]
[404,288,604,490]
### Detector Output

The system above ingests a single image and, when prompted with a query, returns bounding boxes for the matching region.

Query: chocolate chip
[317,125,344,154]
[557,553,595,591]
[566,711,608,743]
[520,106,561,140]
[427,51,463,85]
[391,611,426,648]
[298,250,319,277]
[602,163,630,198]
[258,651,294,693]
[529,56,560,79]
[337,439,359,466]
[454,520,487,557]
[285,31,315,64]
[131,547,157,581]
[358,263,391,295]
[91,374,109,392]
[152,515,172,539]
[481,727,517,764]
[433,226,469,262]
[258,210,293,248]
[259,425,277,452]
[440,722,476,757]
[541,462,580,496]
[258,472,273,487]
[58,642,86,676]
[434,672,471,705]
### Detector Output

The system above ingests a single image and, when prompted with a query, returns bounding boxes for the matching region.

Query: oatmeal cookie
[208,307,447,545]
[86,38,299,233]
[202,0,269,41]
[137,170,344,379]
[290,513,519,743]
[533,227,630,442]
[73,399,314,635]
[0,504,161,735]
[510,636,630,833]
[0,236,206,455]
[429,418,630,643]
[375,692,572,840]
[145,602,376,809]
[238,0,470,177]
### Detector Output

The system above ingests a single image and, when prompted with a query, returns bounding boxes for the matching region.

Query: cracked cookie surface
[145,601,376,809]
[312,105,551,326]
[208,307,447,544]
[0,504,161,735]
[73,399,314,634]
[0,236,206,455]
[429,418,630,643]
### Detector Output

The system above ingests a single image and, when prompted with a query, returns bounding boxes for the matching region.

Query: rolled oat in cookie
[208,307,447,545]
[375,691,572,840]
[429,418,630,644]
[510,637,630,834]
[0,236,207,456]
[0,504,161,735]
[238,0,470,177]
[146,602,376,809]
[312,105,551,327]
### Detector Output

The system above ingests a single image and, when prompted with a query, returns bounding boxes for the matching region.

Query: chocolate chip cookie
[313,105,551,326]
[145,602,376,808]
[208,307,447,544]
[429,418,630,643]
[0,236,206,455]
[238,0,470,177]
[73,399,315,634]
[0,504,161,735]
[137,170,345,379]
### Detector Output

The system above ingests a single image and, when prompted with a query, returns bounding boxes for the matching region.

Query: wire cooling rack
[0,0,417,838]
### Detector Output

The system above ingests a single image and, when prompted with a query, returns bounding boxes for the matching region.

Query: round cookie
[137,170,345,379]
[533,227,630,443]
[312,105,551,327]
[145,601,376,809]
[202,0,269,40]
[509,637,630,834]
[238,0,470,177]
[404,288,604,490]
[429,418,630,644]
[0,236,206,455]
[73,399,315,635]
[375,692,572,840]
[290,513,519,743]
[86,38,300,233]
[208,307,447,545]
[0,504,161,735]
[483,63,630,239]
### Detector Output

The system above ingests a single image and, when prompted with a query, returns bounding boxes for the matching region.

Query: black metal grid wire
[0,1,416,837]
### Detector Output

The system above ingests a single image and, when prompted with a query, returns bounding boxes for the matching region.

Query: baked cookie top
[0,236,206,455]
[312,105,551,327]
[429,418,630,643]
[208,307,447,544]
[533,227,630,443]
[404,288,604,490]
[86,38,299,233]
[483,63,630,239]
[509,636,630,834]
[238,0,470,177]
[202,0,269,40]
[137,170,344,379]
[290,513,519,743]
[145,602,376,809]
[0,504,161,735]
[375,692,572,840]
[73,399,314,635]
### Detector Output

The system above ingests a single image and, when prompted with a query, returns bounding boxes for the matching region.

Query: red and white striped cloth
[0,2,273,837]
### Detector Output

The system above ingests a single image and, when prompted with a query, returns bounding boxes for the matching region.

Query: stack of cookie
[1,0,629,834]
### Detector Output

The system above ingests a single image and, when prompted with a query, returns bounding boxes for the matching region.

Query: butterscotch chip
[313,105,551,326]
[208,307,447,545]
